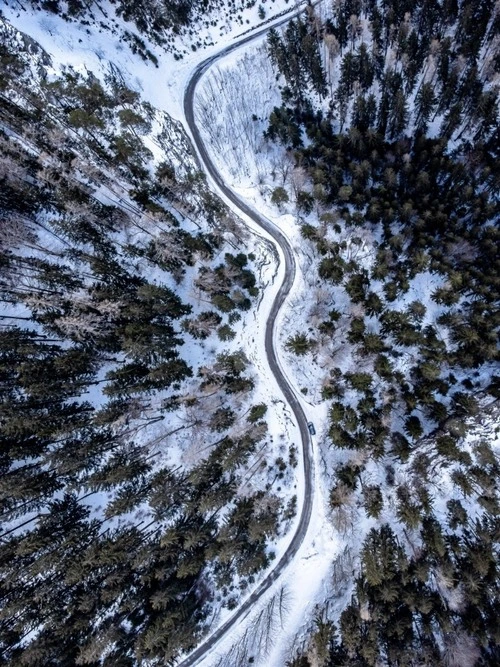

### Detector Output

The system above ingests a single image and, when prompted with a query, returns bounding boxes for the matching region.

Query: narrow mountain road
[179,8,314,667]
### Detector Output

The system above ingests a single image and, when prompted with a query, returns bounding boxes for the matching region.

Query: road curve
[179,8,314,667]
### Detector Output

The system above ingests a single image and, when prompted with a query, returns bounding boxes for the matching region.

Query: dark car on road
[307,422,316,436]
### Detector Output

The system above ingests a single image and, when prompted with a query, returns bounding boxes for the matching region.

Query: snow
[175,31,349,667]
[1,0,295,124]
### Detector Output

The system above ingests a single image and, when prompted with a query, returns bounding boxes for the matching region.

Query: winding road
[179,6,314,667]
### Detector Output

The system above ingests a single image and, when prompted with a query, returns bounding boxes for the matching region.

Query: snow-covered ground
[1,0,294,123]
[189,28,349,667]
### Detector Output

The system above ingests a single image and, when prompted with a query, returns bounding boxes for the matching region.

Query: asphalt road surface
[179,8,314,666]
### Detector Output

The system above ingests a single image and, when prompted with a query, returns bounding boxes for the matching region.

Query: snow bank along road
[179,8,315,667]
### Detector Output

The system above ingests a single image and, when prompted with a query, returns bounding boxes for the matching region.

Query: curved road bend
[179,7,314,667]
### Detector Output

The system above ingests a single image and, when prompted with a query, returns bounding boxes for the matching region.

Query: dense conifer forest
[0,16,295,665]
[0,0,498,666]
[263,1,500,665]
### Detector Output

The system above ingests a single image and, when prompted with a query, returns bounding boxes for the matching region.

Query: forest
[0,0,499,666]
[263,1,499,665]
[0,15,297,666]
